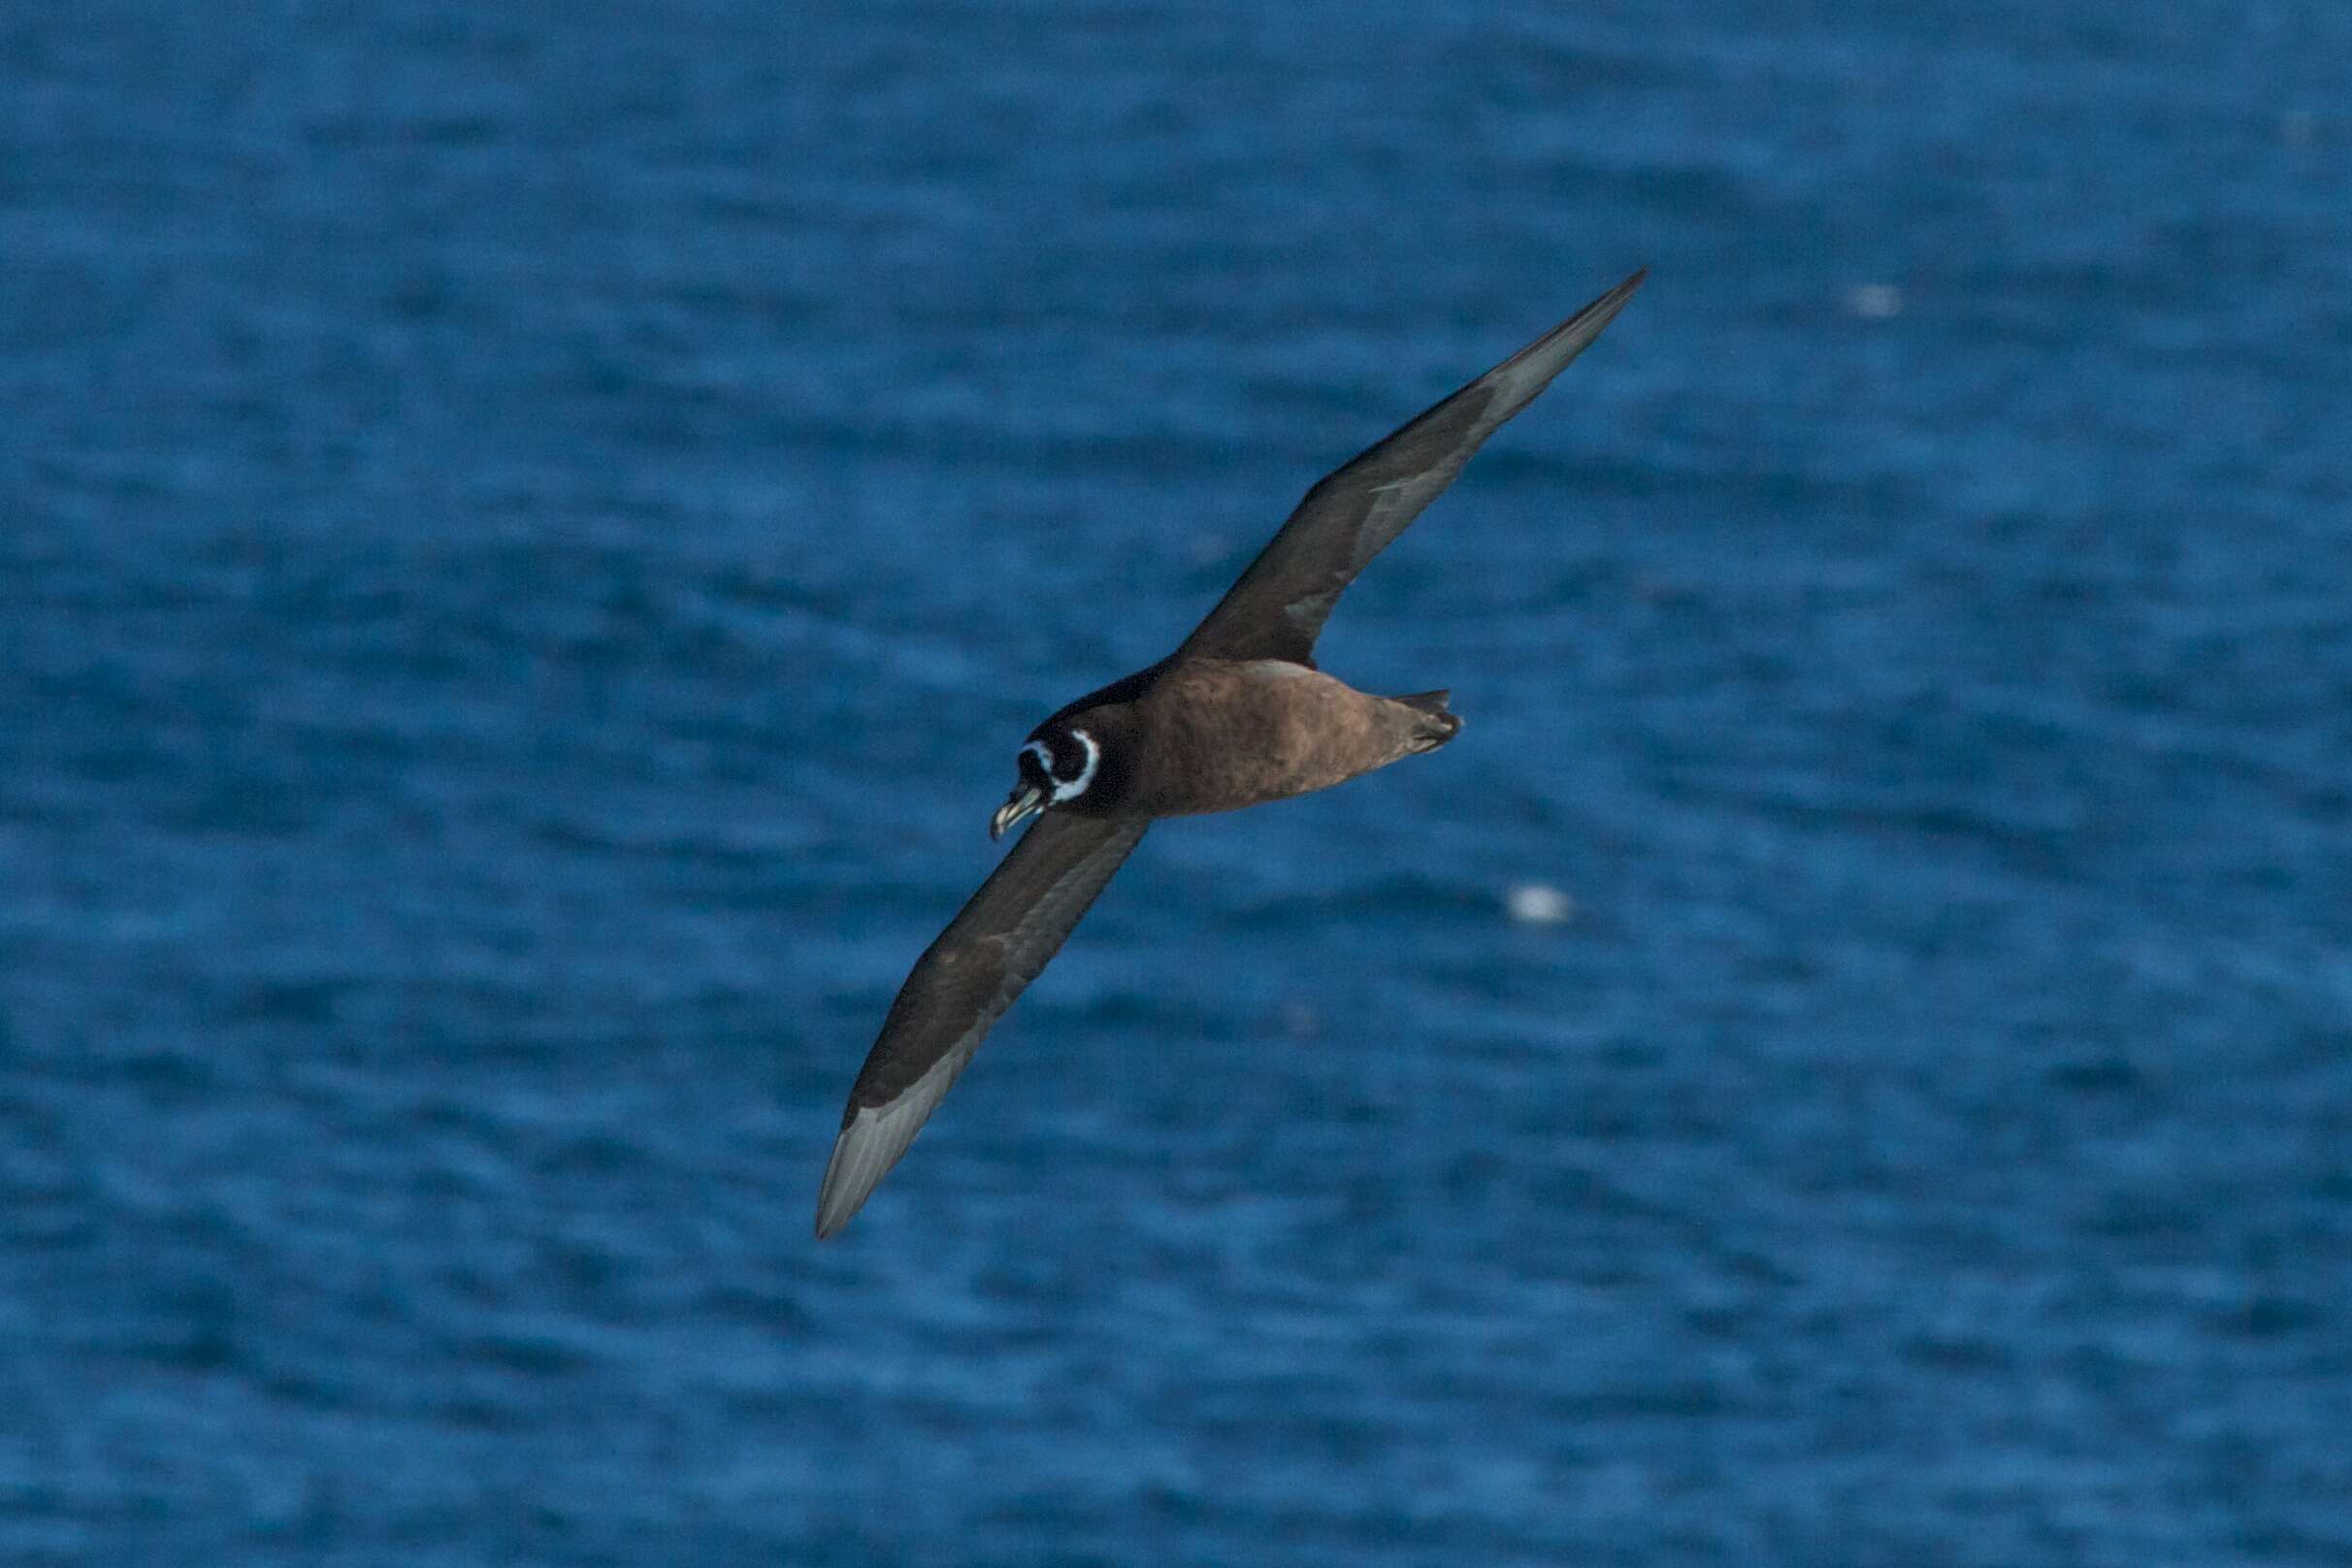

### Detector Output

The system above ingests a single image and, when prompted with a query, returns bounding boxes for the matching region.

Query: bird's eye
[1019,731,1100,801]
[1046,730,1100,800]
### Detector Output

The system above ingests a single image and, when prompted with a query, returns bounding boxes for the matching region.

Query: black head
[990,718,1106,839]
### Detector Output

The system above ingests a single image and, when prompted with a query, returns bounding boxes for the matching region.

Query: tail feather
[1393,689,1461,752]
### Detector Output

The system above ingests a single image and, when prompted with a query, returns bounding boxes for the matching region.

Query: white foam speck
[1188,531,1232,567]
[1847,283,1903,320]
[1506,882,1575,926]
[1278,999,1323,1040]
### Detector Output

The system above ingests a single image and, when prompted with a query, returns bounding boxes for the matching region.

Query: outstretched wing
[1180,270,1646,666]
[815,811,1150,1238]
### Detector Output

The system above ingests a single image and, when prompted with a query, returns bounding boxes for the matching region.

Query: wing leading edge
[1180,269,1646,666]
[816,812,1151,1237]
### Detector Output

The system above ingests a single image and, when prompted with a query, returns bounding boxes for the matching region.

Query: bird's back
[1122,659,1457,818]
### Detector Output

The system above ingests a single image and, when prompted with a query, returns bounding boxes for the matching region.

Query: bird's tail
[1392,689,1462,753]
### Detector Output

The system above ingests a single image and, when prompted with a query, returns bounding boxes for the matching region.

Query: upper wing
[815,811,1150,1238]
[1179,270,1646,666]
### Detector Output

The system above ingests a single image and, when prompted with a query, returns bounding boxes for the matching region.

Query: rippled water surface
[5,3,2350,1563]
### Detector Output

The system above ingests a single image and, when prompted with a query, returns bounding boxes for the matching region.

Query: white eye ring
[1022,731,1099,802]
[1054,730,1100,800]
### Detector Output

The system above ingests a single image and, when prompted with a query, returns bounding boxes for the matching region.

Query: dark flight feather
[815,812,1150,1237]
[1179,271,1646,666]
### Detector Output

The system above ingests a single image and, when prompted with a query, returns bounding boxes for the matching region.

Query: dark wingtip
[1600,267,1649,305]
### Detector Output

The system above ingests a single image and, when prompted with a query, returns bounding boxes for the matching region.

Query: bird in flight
[817,270,1646,1237]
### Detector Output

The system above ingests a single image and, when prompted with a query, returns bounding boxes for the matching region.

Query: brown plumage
[1063,661,1461,819]
[816,270,1646,1238]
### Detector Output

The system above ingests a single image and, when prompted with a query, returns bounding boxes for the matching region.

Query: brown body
[1070,660,1459,819]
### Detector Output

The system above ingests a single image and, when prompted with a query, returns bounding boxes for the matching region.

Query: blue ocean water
[4,2,2350,1561]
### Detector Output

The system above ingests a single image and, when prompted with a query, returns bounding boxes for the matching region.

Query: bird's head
[991,718,1104,839]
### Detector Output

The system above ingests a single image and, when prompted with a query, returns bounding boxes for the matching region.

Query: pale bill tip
[991,787,1043,840]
